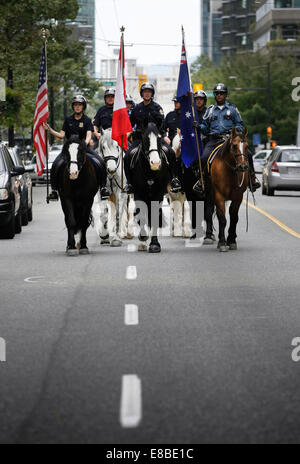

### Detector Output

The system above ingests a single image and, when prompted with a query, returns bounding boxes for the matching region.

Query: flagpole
[41,28,50,204]
[182,26,204,192]
[120,26,125,193]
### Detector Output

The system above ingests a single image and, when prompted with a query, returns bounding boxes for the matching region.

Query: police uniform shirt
[164,110,180,141]
[200,102,243,136]
[130,101,165,134]
[62,114,94,140]
[93,105,113,130]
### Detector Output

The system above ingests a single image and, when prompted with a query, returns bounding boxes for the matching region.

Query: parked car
[262,146,300,196]
[29,145,61,185]
[0,143,25,239]
[8,147,33,225]
[253,149,272,173]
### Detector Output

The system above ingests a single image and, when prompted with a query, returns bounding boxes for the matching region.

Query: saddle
[207,142,225,173]
[88,154,102,185]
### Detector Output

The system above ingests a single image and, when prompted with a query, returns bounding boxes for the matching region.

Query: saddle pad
[88,155,102,184]
[207,143,224,173]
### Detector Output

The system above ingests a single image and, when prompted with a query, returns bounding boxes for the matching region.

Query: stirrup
[123,184,134,194]
[193,180,205,197]
[170,178,181,194]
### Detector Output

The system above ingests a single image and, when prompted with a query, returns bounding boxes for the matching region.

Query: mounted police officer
[163,96,181,144]
[126,94,135,116]
[44,95,110,201]
[193,83,260,193]
[93,88,115,138]
[124,82,181,194]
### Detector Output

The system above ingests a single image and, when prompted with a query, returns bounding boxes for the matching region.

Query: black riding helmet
[213,83,228,95]
[104,88,116,100]
[126,94,134,104]
[194,90,207,104]
[140,82,155,98]
[72,95,87,111]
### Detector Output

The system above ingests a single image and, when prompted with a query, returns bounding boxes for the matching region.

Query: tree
[191,51,300,146]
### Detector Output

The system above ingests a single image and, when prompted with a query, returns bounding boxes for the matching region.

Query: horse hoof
[100,236,110,245]
[111,239,122,247]
[79,247,89,255]
[149,243,161,253]
[66,248,79,257]
[203,237,214,245]
[228,243,237,251]
[219,245,229,253]
[138,243,148,252]
[126,233,134,240]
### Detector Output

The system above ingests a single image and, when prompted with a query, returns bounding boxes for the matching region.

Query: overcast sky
[95,0,201,69]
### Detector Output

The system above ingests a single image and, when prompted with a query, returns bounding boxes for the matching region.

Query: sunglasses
[215,92,226,95]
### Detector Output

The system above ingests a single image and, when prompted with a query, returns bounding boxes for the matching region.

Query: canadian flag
[112,32,132,150]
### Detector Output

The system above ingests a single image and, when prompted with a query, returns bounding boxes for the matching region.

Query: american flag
[33,44,49,176]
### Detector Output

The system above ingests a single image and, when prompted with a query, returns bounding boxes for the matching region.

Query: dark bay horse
[130,122,170,253]
[57,135,99,256]
[206,127,249,252]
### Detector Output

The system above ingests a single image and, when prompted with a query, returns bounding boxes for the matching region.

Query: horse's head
[99,128,121,176]
[63,135,86,181]
[141,122,162,171]
[229,127,249,172]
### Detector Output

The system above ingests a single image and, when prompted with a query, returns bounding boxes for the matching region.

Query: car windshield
[0,154,5,172]
[255,152,267,159]
[280,150,300,163]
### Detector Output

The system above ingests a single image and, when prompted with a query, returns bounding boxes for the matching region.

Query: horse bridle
[229,136,249,188]
[67,148,86,175]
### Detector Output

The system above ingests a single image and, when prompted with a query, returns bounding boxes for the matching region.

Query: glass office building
[201,0,223,65]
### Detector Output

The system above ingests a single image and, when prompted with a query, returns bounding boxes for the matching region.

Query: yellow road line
[243,200,300,239]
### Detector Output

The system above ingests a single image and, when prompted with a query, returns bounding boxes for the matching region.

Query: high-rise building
[221,0,256,57]
[68,0,95,76]
[253,0,300,57]
[200,0,223,65]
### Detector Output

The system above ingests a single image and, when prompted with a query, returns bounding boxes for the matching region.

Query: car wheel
[15,211,22,234]
[266,183,275,196]
[28,205,33,222]
[0,211,15,239]
[22,204,29,226]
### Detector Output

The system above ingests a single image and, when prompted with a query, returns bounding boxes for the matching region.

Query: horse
[207,127,249,252]
[167,131,191,238]
[92,128,134,247]
[129,122,170,253]
[57,135,99,256]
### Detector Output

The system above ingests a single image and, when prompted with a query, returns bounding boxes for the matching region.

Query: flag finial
[121,26,125,33]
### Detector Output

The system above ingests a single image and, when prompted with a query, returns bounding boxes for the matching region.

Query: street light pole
[267,62,271,127]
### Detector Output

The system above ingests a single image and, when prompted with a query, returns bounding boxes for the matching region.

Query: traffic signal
[193,83,203,92]
[138,74,147,91]
[271,140,277,148]
[267,126,272,139]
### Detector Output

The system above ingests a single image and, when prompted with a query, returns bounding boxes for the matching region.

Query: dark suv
[0,143,25,239]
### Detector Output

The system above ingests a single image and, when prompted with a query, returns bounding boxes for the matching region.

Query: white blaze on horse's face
[149,132,161,171]
[239,141,244,155]
[69,143,79,180]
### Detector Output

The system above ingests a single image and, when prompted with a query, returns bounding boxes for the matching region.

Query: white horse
[168,131,191,238]
[92,128,134,247]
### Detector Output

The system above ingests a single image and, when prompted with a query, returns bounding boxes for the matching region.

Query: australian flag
[176,39,202,168]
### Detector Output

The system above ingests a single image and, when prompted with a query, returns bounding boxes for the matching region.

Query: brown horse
[207,127,249,252]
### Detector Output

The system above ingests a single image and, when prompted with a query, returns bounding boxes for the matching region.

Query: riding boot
[49,155,64,201]
[124,151,134,194]
[192,162,206,200]
[247,150,261,192]
[165,145,182,193]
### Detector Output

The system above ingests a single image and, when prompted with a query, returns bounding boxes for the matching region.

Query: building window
[242,35,247,45]
[242,0,247,8]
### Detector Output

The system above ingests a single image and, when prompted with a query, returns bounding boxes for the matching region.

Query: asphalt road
[0,183,300,444]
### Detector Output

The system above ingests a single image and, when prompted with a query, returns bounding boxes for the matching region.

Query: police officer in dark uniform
[124,83,181,194]
[44,95,110,201]
[93,88,115,139]
[163,97,181,144]
[193,83,260,193]
[126,94,135,116]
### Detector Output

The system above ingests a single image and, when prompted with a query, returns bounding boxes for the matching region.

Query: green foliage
[0,0,100,134]
[0,88,23,127]
[191,52,300,146]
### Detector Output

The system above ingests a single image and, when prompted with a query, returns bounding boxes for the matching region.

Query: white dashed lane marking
[124,304,139,325]
[126,266,137,280]
[120,375,142,428]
